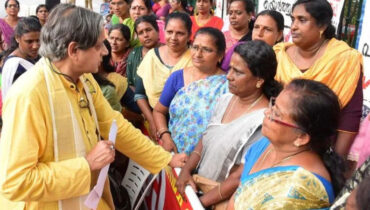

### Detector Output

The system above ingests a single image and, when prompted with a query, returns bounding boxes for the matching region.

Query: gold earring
[294,142,300,147]
[256,83,261,88]
[319,30,323,38]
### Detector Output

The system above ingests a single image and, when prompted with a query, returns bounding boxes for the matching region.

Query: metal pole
[353,0,364,47]
[343,0,353,42]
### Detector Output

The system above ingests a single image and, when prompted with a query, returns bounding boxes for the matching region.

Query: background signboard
[356,0,370,117]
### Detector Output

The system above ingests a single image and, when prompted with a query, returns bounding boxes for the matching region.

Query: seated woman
[176,40,282,208]
[221,9,284,71]
[230,79,346,209]
[1,17,41,99]
[108,23,132,77]
[153,27,228,154]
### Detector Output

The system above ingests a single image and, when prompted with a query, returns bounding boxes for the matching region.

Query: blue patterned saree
[168,75,228,155]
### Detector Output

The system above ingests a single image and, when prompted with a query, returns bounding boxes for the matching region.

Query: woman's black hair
[5,0,19,9]
[356,176,370,210]
[109,23,131,43]
[133,0,152,12]
[256,10,284,31]
[5,17,42,58]
[285,79,345,194]
[234,40,282,99]
[165,12,192,36]
[194,27,225,54]
[255,10,285,43]
[179,0,188,12]
[36,4,48,13]
[292,0,336,39]
[93,39,115,91]
[229,0,255,31]
[134,14,159,33]
[101,39,115,73]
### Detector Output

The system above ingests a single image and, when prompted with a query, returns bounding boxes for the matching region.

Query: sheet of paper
[84,120,117,209]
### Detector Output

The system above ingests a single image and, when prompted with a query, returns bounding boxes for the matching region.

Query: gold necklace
[262,147,310,167]
[223,94,264,121]
[294,39,328,70]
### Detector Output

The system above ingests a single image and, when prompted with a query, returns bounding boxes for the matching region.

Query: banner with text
[356,0,370,118]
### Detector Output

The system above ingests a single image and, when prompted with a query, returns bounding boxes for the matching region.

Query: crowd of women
[1,0,369,209]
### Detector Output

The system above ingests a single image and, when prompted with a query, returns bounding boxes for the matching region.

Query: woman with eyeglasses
[228,79,345,209]
[176,40,282,209]
[0,0,20,51]
[153,27,227,154]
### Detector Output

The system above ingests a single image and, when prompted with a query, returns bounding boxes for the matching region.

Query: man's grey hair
[39,4,104,61]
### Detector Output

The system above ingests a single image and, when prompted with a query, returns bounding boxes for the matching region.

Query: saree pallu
[0,19,14,50]
[137,48,192,108]
[274,38,363,107]
[197,94,265,182]
[168,75,228,155]
[235,166,332,210]
[126,46,143,87]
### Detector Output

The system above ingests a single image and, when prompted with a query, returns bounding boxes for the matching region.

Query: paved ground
[0,0,102,18]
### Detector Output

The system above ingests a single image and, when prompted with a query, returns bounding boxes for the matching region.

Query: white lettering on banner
[258,0,294,27]
[263,0,292,17]
[356,0,370,118]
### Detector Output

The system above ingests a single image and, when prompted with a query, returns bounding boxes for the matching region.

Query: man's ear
[67,41,79,61]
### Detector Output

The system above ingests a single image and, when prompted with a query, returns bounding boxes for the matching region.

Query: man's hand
[169,153,188,168]
[86,140,115,171]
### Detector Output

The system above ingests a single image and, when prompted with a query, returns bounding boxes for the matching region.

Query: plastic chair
[121,159,151,209]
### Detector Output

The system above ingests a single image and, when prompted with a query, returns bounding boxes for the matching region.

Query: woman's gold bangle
[192,151,201,157]
[218,183,223,200]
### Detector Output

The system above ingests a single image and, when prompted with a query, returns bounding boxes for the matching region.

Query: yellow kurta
[137,48,192,108]
[274,38,363,107]
[0,59,172,209]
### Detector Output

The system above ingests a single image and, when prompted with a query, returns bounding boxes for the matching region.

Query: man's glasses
[267,97,302,130]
